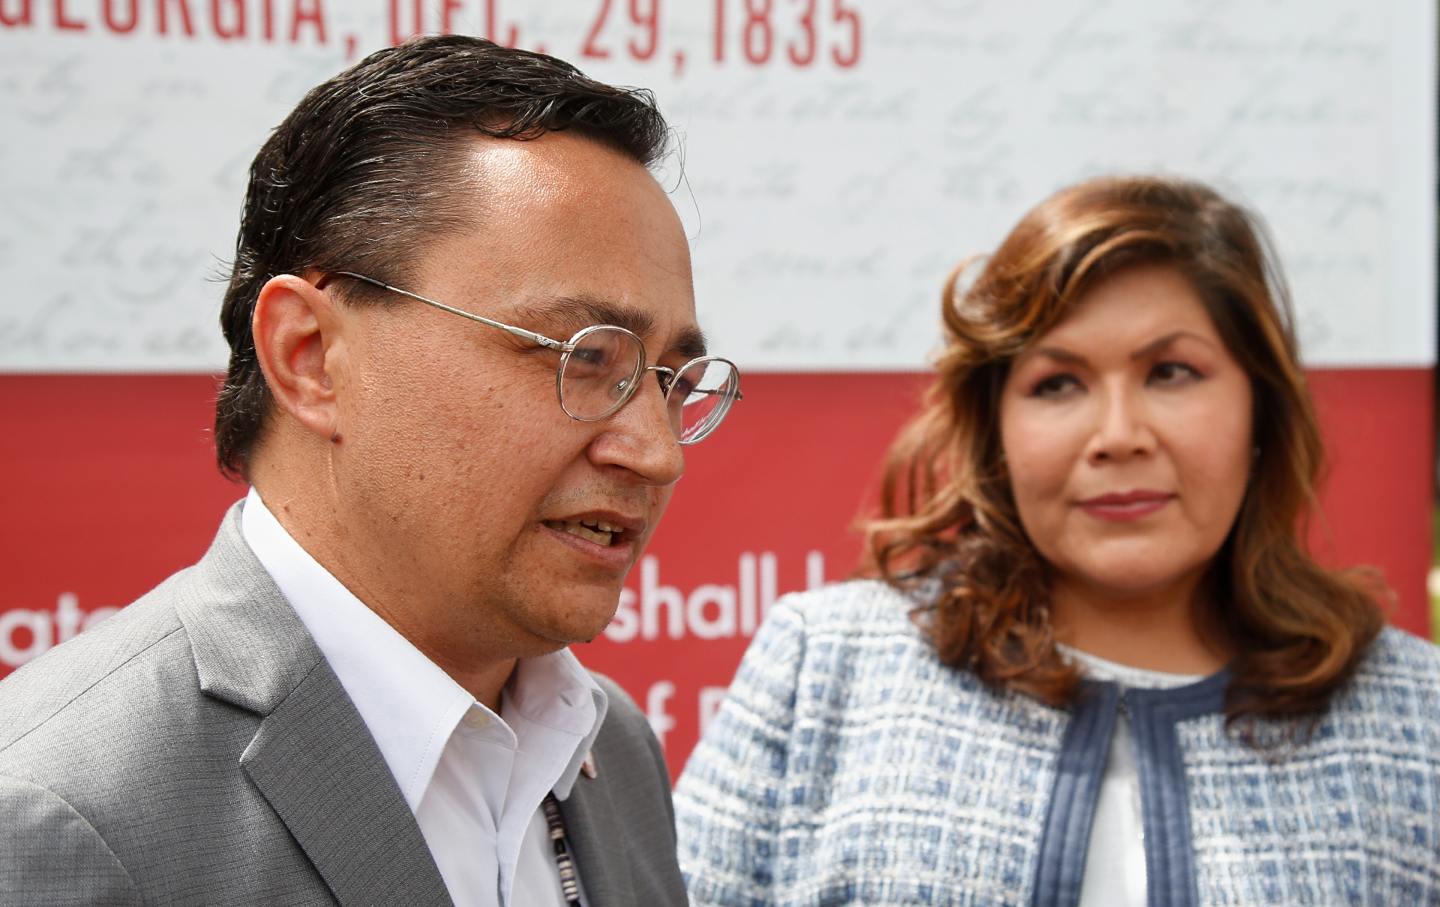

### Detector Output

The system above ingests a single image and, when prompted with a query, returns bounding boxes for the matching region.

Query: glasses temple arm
[330,271,569,352]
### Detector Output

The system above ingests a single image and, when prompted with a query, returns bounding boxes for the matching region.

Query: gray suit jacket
[0,504,687,905]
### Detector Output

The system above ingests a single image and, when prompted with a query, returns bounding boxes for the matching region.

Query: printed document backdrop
[1,0,1435,774]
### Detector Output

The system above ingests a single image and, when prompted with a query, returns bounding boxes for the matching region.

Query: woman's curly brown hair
[864,175,1384,724]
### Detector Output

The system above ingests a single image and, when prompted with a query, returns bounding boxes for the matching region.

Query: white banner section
[0,0,1434,371]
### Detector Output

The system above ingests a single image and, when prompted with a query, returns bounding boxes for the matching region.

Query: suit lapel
[175,504,451,906]
[558,772,634,907]
[240,660,452,906]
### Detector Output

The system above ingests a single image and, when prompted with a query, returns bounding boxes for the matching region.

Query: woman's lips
[1076,490,1174,522]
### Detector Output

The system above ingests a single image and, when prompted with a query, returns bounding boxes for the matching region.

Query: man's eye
[568,345,613,372]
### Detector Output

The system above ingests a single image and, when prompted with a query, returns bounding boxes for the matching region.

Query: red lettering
[54,0,85,30]
[212,0,244,38]
[290,0,324,42]
[440,0,460,35]
[830,0,860,68]
[103,0,138,32]
[157,0,195,36]
[0,0,346,44]
[582,0,612,59]
[389,0,424,45]
[0,0,32,27]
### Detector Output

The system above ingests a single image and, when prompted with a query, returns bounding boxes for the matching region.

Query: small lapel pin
[581,750,598,779]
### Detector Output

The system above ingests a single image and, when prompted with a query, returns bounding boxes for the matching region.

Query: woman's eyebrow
[1022,330,1216,367]
[1130,330,1214,360]
[1024,346,1087,366]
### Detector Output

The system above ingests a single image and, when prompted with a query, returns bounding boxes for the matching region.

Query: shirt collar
[1058,643,1206,689]
[239,488,607,809]
[508,654,609,799]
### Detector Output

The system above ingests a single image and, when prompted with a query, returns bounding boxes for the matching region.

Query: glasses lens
[560,327,645,420]
[670,358,740,444]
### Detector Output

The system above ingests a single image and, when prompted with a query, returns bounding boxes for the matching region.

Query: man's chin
[534,599,622,648]
[564,613,621,646]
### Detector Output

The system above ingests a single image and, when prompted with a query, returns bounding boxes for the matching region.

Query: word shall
[0,0,329,42]
[605,550,826,643]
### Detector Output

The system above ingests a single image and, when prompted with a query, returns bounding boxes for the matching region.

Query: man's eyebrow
[672,326,708,361]
[518,294,709,359]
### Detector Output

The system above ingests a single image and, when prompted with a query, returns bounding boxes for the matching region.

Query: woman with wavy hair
[674,175,1440,905]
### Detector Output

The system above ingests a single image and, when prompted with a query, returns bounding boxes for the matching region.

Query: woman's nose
[1086,386,1155,463]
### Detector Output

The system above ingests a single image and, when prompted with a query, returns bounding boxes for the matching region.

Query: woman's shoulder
[1337,626,1440,718]
[1356,625,1440,679]
[767,577,934,640]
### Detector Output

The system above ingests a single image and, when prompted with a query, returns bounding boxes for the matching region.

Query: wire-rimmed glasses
[326,271,742,445]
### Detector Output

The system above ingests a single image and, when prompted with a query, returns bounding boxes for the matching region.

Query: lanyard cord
[541,792,582,907]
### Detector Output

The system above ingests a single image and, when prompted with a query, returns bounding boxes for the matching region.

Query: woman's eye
[1150,361,1201,385]
[1031,374,1080,398]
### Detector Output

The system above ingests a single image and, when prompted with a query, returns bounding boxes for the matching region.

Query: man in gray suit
[0,36,741,905]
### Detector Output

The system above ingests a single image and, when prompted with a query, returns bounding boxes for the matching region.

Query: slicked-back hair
[865,175,1384,728]
[214,35,669,478]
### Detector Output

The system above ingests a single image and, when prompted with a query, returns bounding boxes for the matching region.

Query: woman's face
[998,264,1254,608]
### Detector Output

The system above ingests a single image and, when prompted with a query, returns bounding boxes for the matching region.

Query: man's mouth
[544,518,627,547]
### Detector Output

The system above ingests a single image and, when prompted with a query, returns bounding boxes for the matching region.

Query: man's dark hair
[214,35,669,478]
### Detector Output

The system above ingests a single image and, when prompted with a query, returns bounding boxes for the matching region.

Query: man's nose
[588,375,685,486]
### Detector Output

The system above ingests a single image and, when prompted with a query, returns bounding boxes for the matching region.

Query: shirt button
[463,710,491,730]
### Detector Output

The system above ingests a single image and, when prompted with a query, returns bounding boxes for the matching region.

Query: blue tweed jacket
[674,580,1440,906]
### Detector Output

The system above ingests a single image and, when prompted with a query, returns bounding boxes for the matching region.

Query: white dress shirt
[1061,646,1203,907]
[241,489,607,907]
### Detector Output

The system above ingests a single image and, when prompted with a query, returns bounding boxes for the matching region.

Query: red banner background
[0,368,1432,776]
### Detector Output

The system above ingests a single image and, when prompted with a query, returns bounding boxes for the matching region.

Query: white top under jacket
[1060,646,1202,907]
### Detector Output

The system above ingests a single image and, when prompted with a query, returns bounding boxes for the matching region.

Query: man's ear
[252,274,347,442]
